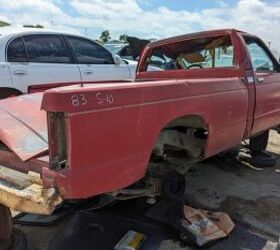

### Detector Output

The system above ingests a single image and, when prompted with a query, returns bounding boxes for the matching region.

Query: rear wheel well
[108,115,209,200]
[148,115,208,176]
[153,115,208,160]
[0,88,22,99]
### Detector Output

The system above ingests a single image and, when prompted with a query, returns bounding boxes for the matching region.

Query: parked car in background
[0,27,136,98]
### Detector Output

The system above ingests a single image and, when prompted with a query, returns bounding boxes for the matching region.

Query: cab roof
[149,29,247,47]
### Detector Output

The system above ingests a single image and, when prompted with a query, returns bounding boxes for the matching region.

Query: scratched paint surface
[0,93,48,161]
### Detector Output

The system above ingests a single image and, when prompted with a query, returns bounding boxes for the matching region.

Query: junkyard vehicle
[0,27,136,98]
[0,28,280,227]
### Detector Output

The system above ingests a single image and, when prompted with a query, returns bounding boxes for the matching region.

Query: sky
[0,0,280,50]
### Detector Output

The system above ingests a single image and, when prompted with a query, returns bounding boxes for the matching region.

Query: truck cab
[137,29,280,142]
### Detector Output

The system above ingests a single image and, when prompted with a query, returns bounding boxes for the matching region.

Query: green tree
[23,24,44,28]
[119,34,128,43]
[99,30,111,43]
[0,21,10,27]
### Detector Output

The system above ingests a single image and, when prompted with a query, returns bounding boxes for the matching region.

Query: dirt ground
[17,131,280,249]
[185,130,280,240]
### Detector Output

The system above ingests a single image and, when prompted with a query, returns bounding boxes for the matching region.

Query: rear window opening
[145,35,235,72]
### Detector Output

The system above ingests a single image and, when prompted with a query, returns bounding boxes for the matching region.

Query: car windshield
[104,43,127,55]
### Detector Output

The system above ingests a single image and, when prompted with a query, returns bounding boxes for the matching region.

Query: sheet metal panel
[0,93,48,161]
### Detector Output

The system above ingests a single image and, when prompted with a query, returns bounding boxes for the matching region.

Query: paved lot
[17,131,280,249]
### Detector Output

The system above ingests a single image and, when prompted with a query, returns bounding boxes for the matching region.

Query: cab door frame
[240,34,280,136]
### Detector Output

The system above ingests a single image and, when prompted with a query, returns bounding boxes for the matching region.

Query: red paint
[0,149,48,174]
[1,29,280,200]
[0,93,48,161]
[28,80,132,93]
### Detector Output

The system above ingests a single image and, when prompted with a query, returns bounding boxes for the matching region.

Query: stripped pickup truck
[0,29,280,216]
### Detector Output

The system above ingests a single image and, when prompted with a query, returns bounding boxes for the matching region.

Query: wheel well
[0,88,22,99]
[149,115,208,174]
[163,115,207,130]
[109,115,209,200]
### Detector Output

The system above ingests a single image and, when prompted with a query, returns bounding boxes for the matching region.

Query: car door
[7,34,81,93]
[243,36,280,135]
[0,62,13,91]
[65,36,132,82]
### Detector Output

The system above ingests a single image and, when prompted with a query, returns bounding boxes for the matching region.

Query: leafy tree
[119,34,128,43]
[0,21,10,27]
[99,30,111,43]
[23,24,44,28]
[35,24,44,28]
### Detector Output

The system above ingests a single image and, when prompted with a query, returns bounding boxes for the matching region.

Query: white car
[0,27,136,98]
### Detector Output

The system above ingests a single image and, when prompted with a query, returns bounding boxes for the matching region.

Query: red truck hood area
[0,93,48,161]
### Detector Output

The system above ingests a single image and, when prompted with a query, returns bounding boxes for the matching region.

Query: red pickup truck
[0,29,279,218]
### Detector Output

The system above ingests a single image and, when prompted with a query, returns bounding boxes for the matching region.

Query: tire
[10,228,28,250]
[0,229,28,250]
[249,130,269,154]
[239,150,277,167]
[276,237,280,250]
[0,204,13,241]
[0,205,28,250]
[0,89,22,99]
[250,151,277,167]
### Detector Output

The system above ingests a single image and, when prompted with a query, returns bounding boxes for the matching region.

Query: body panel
[0,62,13,89]
[78,63,132,82]
[251,72,280,134]
[8,62,81,93]
[42,76,248,198]
[239,34,280,135]
[0,93,47,161]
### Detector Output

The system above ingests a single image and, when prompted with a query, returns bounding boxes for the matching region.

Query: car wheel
[249,130,269,154]
[0,89,22,99]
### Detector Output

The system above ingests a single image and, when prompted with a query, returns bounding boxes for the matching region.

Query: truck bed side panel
[42,78,248,199]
